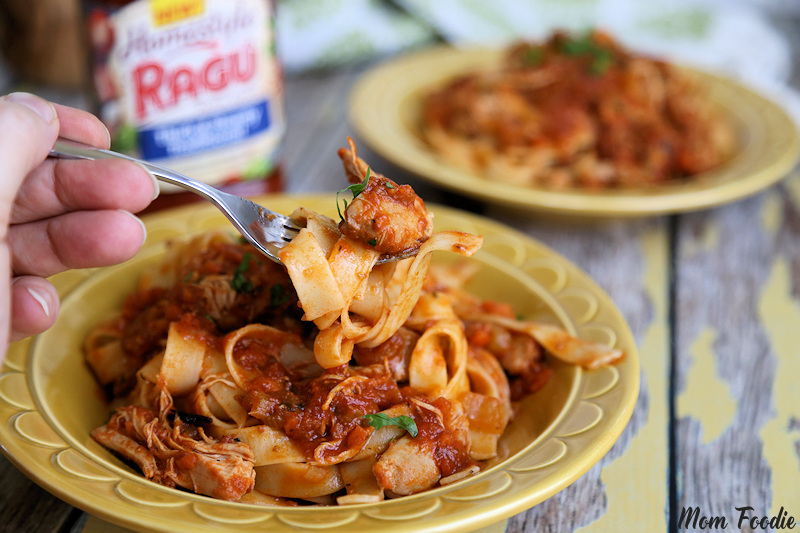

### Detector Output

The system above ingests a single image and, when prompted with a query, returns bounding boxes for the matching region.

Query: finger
[9,276,60,342]
[0,93,59,227]
[52,102,111,148]
[9,210,147,278]
[11,158,158,224]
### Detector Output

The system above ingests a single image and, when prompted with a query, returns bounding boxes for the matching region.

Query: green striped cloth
[277,0,792,89]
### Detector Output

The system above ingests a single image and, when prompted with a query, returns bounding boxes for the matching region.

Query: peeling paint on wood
[677,328,736,444]
[756,258,800,516]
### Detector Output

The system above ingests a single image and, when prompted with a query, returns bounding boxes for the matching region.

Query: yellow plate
[0,196,639,532]
[350,45,800,217]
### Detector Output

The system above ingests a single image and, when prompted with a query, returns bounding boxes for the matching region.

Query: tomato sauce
[244,364,405,459]
[404,395,474,477]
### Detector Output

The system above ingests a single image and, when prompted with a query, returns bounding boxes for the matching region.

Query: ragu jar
[85,0,284,212]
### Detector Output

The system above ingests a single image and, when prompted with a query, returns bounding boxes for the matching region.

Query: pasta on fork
[87,139,623,505]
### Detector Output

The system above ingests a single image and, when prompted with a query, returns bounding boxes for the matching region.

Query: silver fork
[49,139,301,264]
[49,140,411,265]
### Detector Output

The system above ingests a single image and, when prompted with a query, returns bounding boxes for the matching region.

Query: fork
[50,140,412,265]
[49,139,302,265]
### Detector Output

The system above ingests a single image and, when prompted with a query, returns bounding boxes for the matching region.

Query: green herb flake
[367,238,377,246]
[184,270,195,283]
[231,253,255,293]
[336,198,348,220]
[558,34,614,75]
[560,36,594,56]
[385,182,396,189]
[336,168,371,220]
[522,47,543,66]
[363,413,418,437]
[589,49,613,75]
[270,284,291,307]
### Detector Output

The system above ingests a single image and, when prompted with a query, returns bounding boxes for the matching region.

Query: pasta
[86,139,624,505]
[421,30,737,189]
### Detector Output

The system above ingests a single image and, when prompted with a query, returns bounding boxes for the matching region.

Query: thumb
[0,93,59,230]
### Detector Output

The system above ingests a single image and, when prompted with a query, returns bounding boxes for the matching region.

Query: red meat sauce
[409,396,475,477]
[239,353,474,476]
[115,240,301,385]
[229,297,550,475]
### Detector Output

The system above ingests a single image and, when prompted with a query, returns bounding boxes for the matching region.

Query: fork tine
[280,224,300,242]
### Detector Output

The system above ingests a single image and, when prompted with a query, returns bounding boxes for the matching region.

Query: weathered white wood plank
[489,213,671,532]
[674,175,800,526]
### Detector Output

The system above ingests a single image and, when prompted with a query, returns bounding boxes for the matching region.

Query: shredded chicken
[92,403,255,501]
[195,274,237,323]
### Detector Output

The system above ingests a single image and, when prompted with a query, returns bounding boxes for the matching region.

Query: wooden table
[2,30,800,533]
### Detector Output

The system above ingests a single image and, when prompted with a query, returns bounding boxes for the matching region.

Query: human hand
[0,92,158,352]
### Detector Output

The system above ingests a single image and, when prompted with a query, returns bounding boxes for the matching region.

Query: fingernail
[119,210,148,247]
[133,161,160,200]
[1,92,57,124]
[26,287,51,317]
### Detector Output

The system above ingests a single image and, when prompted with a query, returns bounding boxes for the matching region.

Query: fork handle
[49,139,224,203]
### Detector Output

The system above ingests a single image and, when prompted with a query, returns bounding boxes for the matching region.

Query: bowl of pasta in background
[349,45,800,217]
[0,196,639,532]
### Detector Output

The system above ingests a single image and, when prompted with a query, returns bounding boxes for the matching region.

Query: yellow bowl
[0,196,639,532]
[350,45,800,217]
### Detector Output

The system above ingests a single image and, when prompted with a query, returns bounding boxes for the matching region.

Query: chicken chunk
[373,435,440,495]
[337,138,433,255]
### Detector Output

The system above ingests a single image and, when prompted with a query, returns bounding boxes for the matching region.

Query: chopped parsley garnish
[385,182,396,189]
[184,270,195,282]
[522,47,544,66]
[336,168,371,220]
[559,34,614,75]
[367,238,377,246]
[589,51,613,75]
[231,252,255,293]
[363,413,418,437]
[270,284,291,307]
[559,35,595,56]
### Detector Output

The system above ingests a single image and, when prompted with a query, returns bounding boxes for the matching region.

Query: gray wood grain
[493,214,670,532]
[0,453,76,533]
[673,185,797,522]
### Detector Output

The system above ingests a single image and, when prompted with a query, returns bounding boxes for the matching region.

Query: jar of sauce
[85,0,284,212]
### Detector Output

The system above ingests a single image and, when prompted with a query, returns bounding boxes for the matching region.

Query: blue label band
[138,100,271,160]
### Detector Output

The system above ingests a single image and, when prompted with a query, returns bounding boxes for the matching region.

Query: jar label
[88,0,283,189]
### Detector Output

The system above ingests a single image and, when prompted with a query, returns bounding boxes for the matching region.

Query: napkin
[277,0,800,124]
